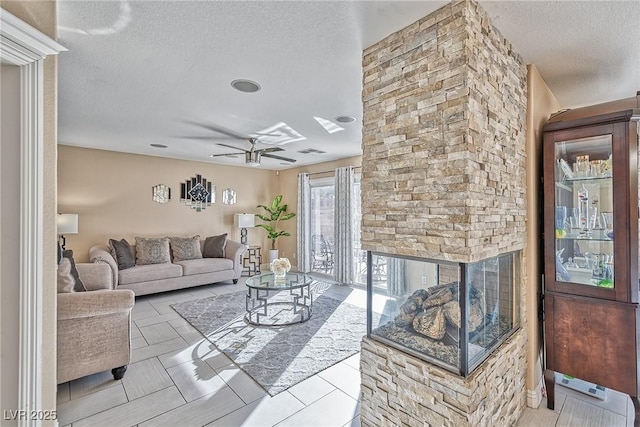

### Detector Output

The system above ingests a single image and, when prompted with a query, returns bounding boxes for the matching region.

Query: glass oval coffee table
[245,272,313,326]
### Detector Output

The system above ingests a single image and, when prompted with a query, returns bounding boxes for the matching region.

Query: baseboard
[527,376,544,408]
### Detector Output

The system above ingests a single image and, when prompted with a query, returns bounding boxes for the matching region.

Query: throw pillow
[170,235,202,262]
[203,233,227,258]
[135,237,171,265]
[109,238,135,270]
[57,258,74,293]
[62,249,86,292]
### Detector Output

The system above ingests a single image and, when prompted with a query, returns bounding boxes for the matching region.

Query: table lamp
[57,213,78,250]
[235,213,255,245]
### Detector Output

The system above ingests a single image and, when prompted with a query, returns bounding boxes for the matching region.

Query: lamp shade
[57,213,78,234]
[235,213,255,228]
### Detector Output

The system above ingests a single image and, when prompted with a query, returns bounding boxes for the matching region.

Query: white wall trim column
[0,9,66,426]
[527,376,544,408]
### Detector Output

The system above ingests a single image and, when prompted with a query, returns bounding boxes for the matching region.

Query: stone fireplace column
[359,0,527,425]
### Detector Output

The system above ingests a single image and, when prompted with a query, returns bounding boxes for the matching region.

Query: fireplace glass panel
[367,251,520,376]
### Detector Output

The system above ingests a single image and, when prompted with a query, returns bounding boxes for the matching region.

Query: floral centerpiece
[270,257,291,284]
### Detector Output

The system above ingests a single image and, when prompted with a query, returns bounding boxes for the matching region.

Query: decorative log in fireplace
[397,282,485,341]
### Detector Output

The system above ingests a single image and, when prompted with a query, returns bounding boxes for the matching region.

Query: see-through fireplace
[366,251,521,376]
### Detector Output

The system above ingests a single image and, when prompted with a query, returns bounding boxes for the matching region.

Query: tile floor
[57,279,362,427]
[57,278,635,426]
[518,385,635,427]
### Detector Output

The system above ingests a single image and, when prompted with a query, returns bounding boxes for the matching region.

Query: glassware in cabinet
[554,135,614,288]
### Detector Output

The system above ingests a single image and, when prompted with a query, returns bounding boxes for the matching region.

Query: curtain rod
[307,165,362,177]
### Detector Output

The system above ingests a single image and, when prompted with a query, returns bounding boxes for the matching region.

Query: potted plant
[256,195,296,263]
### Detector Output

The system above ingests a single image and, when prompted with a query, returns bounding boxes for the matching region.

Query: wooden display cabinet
[543,92,640,423]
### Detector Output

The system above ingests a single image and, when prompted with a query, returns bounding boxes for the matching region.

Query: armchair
[57,263,135,384]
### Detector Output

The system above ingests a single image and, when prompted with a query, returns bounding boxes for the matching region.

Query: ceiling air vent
[297,148,326,155]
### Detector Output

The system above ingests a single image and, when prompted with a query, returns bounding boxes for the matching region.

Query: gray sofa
[89,239,246,296]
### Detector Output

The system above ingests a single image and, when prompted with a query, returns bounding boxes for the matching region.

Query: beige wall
[525,64,561,404]
[58,146,279,261]
[58,146,362,267]
[0,1,58,422]
[277,156,362,263]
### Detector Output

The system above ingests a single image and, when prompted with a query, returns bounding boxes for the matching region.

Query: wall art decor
[222,188,237,205]
[152,184,171,204]
[180,174,214,211]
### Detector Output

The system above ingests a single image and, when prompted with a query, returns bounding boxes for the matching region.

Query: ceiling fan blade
[209,153,240,157]
[262,153,297,163]
[252,132,282,137]
[185,121,247,140]
[255,147,284,154]
[216,143,248,152]
[181,136,239,141]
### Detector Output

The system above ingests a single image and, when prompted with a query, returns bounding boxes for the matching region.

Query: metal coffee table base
[245,284,313,326]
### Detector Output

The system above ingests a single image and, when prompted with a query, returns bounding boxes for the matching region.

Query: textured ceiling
[56,1,640,170]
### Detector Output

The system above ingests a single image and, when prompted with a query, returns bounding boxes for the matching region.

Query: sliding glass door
[305,171,365,284]
[309,178,335,277]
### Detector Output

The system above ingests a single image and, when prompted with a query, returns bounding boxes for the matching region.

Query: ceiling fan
[209,138,296,167]
[185,122,296,167]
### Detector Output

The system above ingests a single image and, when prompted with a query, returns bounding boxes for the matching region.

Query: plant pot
[268,249,279,264]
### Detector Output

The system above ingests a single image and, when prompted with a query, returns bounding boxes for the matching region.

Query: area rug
[171,286,368,396]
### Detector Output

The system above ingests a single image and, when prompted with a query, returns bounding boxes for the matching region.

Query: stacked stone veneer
[361,0,527,263]
[360,0,528,425]
[361,330,527,426]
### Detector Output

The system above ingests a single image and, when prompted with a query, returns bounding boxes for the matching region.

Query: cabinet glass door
[554,135,614,288]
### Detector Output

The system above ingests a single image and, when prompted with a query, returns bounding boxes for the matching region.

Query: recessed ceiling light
[335,116,356,123]
[231,79,261,93]
[150,144,167,148]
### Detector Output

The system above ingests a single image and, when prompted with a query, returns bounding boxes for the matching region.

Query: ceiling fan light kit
[246,152,261,167]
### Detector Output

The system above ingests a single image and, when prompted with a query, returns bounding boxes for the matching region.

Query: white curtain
[296,173,311,272]
[334,166,355,284]
[387,257,408,297]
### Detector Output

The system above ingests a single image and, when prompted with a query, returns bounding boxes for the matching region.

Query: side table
[242,246,261,277]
